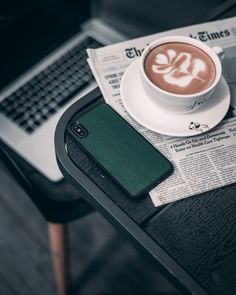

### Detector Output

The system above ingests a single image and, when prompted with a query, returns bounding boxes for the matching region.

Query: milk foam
[152,50,206,88]
[144,42,216,95]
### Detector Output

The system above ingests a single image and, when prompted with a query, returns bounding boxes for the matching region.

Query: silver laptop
[0,15,126,182]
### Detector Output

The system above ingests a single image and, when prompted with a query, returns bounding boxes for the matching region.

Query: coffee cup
[140,36,224,114]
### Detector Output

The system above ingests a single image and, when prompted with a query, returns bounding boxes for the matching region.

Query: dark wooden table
[55,87,236,295]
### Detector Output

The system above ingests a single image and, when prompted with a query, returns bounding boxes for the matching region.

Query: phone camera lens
[71,123,87,138]
[72,125,79,131]
[78,130,85,136]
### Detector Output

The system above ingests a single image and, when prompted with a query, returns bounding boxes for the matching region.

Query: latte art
[152,50,206,87]
[144,42,216,95]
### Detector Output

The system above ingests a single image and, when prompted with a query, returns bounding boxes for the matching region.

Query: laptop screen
[0,1,89,92]
[0,0,226,93]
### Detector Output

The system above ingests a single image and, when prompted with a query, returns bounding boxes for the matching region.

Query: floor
[0,161,180,295]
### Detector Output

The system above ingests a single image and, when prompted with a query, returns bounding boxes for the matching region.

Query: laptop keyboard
[0,36,103,134]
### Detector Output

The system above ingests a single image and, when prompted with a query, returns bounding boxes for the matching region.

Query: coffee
[144,42,216,95]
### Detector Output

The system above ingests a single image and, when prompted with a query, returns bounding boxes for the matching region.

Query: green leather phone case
[69,103,173,197]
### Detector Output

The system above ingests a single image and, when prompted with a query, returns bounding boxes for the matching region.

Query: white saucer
[120,59,230,137]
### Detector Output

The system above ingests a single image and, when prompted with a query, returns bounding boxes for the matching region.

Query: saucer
[120,59,230,137]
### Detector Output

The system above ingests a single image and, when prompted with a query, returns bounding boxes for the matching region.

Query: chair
[0,141,93,295]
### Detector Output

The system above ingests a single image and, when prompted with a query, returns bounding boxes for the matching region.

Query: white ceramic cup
[140,36,224,114]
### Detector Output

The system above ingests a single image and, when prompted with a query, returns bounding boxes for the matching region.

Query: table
[55,87,236,295]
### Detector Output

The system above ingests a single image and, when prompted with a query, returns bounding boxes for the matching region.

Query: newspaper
[87,17,236,207]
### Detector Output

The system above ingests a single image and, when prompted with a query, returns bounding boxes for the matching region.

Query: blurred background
[0,160,180,294]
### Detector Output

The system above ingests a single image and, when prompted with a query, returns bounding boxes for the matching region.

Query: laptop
[0,2,126,181]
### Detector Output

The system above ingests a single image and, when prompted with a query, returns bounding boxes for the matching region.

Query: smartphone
[68,103,173,198]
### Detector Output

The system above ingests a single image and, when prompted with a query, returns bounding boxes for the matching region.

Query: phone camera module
[71,123,87,138]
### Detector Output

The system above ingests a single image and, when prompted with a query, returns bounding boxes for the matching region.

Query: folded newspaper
[87,17,236,207]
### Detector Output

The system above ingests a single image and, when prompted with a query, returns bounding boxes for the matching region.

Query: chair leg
[48,223,69,295]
